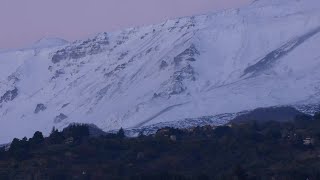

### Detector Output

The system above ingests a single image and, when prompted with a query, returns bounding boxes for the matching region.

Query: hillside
[1,0,320,143]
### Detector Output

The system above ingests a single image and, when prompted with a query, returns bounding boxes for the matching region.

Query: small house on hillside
[64,137,74,144]
[156,127,183,140]
[303,137,315,146]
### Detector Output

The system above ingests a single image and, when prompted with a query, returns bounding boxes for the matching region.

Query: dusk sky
[0,0,251,49]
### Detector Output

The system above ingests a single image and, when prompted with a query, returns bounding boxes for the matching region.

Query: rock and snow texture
[1,0,320,143]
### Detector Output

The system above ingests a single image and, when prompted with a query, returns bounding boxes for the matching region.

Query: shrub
[117,128,125,138]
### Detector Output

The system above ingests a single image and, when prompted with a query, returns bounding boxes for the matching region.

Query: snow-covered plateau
[1,0,320,143]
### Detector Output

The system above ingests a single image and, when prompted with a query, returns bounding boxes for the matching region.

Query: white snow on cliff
[0,0,320,143]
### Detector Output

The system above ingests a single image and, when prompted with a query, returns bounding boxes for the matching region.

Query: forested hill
[1,112,320,180]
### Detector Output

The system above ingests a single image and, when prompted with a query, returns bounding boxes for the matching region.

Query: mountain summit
[0,0,320,143]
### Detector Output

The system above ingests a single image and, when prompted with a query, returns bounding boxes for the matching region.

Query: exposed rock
[174,44,200,66]
[170,81,186,95]
[118,51,129,60]
[160,60,168,70]
[96,85,111,102]
[51,33,109,63]
[153,93,161,98]
[0,88,18,104]
[54,113,68,123]
[173,64,196,82]
[52,69,65,79]
[145,48,152,54]
[166,46,198,95]
[186,57,196,62]
[61,103,70,108]
[34,103,47,114]
[115,63,127,71]
[140,33,149,39]
[169,65,196,95]
[7,74,19,83]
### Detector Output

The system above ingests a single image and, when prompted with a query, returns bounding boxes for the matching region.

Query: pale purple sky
[0,0,251,49]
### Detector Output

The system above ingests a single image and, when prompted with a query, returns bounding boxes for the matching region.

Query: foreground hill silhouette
[1,113,320,180]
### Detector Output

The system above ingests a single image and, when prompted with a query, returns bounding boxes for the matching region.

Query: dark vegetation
[1,113,320,180]
[232,106,306,124]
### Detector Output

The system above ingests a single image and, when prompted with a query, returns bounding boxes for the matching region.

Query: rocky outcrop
[160,60,168,70]
[170,65,196,95]
[0,88,18,104]
[52,69,65,79]
[54,113,68,123]
[34,103,47,114]
[52,33,109,63]
[173,44,200,66]
[157,45,199,96]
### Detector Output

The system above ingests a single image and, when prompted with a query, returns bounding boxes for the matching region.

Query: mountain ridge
[0,0,320,143]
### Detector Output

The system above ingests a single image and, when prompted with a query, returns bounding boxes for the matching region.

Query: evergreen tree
[314,112,320,121]
[117,128,125,138]
[49,127,64,144]
[29,131,44,146]
[9,137,30,160]
[233,165,248,180]
[0,146,5,160]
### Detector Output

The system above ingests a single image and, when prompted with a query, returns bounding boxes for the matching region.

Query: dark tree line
[0,113,320,179]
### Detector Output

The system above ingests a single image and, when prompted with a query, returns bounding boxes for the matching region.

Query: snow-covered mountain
[1,0,320,143]
[31,37,69,49]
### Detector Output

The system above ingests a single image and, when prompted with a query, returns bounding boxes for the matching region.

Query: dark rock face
[173,65,196,81]
[170,65,196,95]
[156,45,199,96]
[160,60,168,70]
[7,74,19,83]
[118,51,129,60]
[115,63,127,71]
[0,88,18,103]
[51,33,109,64]
[170,81,186,95]
[174,44,200,66]
[145,48,152,54]
[52,69,65,79]
[61,103,70,108]
[231,106,307,124]
[54,113,68,123]
[34,103,47,114]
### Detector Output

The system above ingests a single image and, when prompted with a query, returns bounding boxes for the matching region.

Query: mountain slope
[31,37,69,49]
[1,0,320,143]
